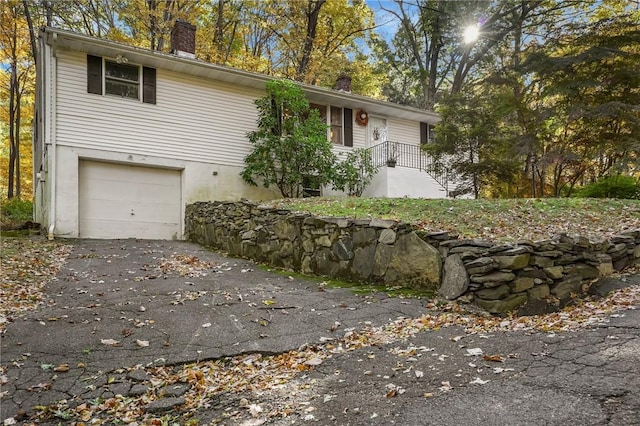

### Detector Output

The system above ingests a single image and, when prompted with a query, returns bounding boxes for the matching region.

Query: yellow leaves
[74,403,92,422]
[483,354,505,363]
[158,254,214,277]
[53,364,69,373]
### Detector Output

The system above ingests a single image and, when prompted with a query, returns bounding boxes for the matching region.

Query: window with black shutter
[143,67,156,104]
[87,55,156,104]
[87,55,102,95]
[420,122,435,144]
[309,103,353,146]
[343,108,353,147]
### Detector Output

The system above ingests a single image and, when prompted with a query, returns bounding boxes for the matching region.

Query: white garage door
[79,161,182,239]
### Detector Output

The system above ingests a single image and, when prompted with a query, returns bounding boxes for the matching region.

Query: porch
[363,141,452,199]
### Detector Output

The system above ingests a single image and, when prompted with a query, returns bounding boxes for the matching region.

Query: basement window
[302,175,322,198]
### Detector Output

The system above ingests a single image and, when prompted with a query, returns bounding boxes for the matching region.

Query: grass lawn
[268,197,640,242]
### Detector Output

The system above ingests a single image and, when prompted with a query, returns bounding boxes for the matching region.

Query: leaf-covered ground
[0,237,71,333]
[268,198,640,242]
[2,236,640,424]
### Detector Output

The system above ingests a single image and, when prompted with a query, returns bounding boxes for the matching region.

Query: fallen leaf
[100,338,120,346]
[323,394,336,403]
[262,300,276,306]
[27,383,51,392]
[483,354,505,362]
[136,340,150,347]
[439,381,452,391]
[304,357,323,366]
[466,348,483,356]
[53,364,69,372]
[248,404,263,417]
[470,377,489,385]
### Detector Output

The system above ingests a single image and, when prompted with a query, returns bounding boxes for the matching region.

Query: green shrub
[333,148,379,197]
[241,79,336,198]
[575,175,639,199]
[1,198,33,228]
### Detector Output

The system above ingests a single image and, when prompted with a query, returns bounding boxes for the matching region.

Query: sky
[365,0,403,41]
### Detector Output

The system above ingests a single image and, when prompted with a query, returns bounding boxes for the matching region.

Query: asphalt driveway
[1,239,639,425]
[0,239,427,421]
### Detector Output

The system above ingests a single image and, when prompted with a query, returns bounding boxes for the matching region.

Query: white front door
[367,116,387,148]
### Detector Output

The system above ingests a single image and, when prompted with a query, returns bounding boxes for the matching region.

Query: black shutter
[343,108,353,147]
[143,67,156,104]
[420,122,428,144]
[87,55,102,95]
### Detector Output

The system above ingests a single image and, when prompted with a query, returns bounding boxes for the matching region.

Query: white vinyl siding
[387,117,421,146]
[56,50,261,168]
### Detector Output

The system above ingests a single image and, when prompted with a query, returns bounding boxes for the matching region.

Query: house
[33,24,448,241]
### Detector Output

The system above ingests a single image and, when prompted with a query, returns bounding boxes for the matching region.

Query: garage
[78,160,182,239]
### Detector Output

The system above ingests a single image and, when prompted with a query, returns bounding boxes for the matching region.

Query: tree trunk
[214,0,225,54]
[15,89,22,198]
[295,0,326,81]
[22,0,37,64]
[425,1,446,109]
[7,13,18,199]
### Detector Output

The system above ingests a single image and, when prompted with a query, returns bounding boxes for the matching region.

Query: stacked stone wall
[186,201,640,314]
[186,201,442,291]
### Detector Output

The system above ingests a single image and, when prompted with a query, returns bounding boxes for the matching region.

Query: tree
[429,91,520,198]
[376,0,546,109]
[241,79,336,198]
[266,0,379,90]
[1,1,35,199]
[117,0,205,51]
[523,9,640,196]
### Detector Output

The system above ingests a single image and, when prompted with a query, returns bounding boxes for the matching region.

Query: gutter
[47,32,57,240]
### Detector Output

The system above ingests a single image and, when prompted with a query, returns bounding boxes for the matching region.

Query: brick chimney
[171,20,196,59]
[334,74,352,92]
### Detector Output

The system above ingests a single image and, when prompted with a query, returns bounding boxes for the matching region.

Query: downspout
[47,32,57,240]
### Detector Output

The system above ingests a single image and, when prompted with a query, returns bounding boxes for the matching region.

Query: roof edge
[41,27,440,123]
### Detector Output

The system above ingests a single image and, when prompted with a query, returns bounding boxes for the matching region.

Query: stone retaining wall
[185,201,640,314]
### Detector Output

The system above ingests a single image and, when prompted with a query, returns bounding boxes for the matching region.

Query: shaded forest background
[1,0,638,200]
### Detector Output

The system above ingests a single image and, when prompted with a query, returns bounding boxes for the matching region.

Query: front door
[367,116,387,148]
